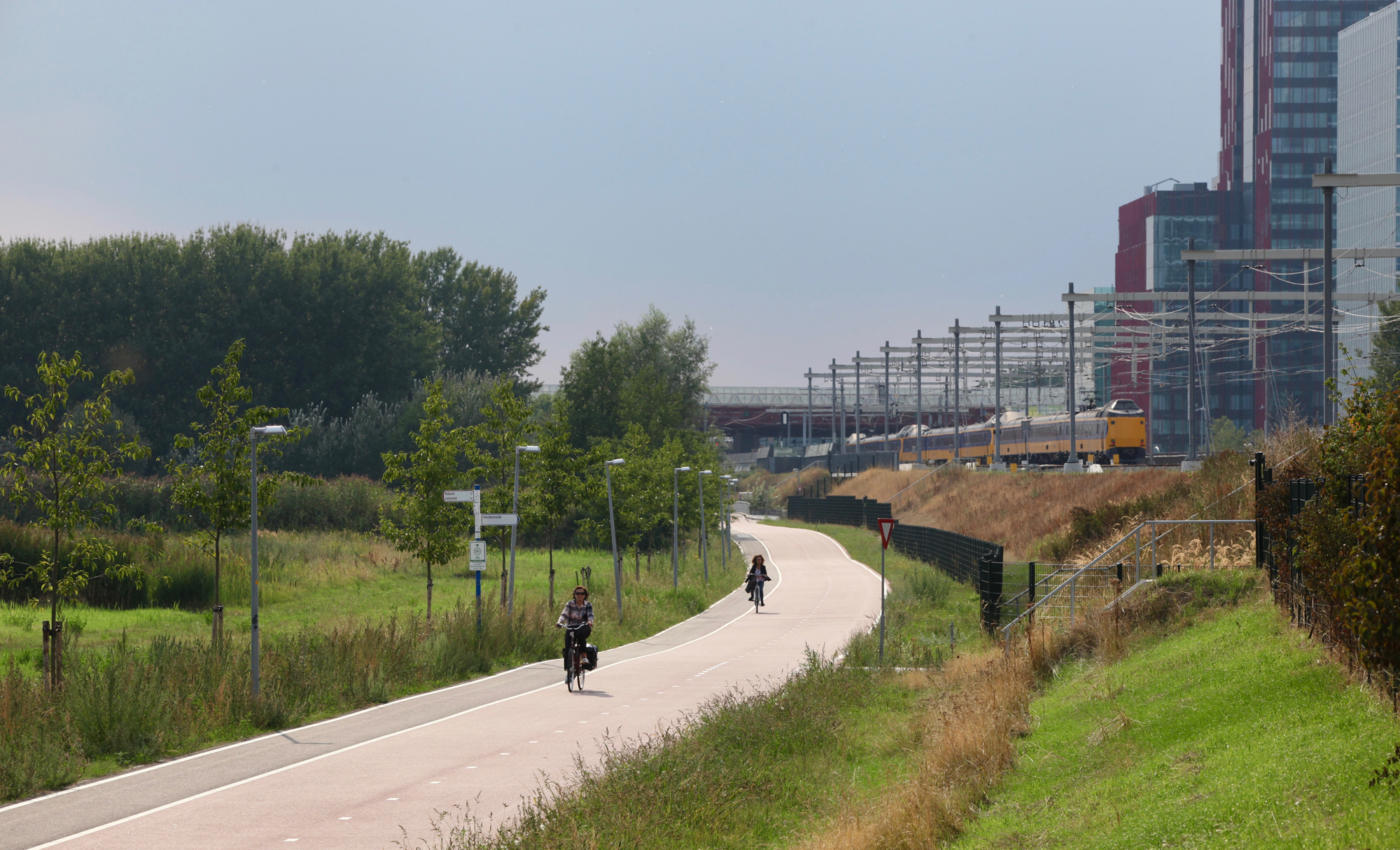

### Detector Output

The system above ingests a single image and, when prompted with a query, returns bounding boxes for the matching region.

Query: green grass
[953,579,1400,849]
[764,519,988,664]
[0,530,742,661]
[0,529,744,802]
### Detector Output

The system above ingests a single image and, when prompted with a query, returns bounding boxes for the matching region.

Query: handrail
[890,467,941,507]
[1000,518,1255,639]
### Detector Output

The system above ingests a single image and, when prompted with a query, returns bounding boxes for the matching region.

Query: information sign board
[469,539,487,571]
[444,490,479,503]
[480,513,518,526]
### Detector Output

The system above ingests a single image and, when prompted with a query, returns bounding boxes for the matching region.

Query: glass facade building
[1114,1,1393,453]
[1114,184,1255,454]
[1337,4,1400,384]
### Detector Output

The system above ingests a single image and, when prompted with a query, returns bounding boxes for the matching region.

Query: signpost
[877,518,896,662]
[445,486,486,629]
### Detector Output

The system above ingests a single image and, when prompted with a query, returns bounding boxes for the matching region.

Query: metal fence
[999,518,1257,646]
[786,494,1005,632]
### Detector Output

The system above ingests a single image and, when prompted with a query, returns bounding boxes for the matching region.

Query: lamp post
[249,423,286,699]
[698,469,712,581]
[718,476,731,568]
[724,477,737,561]
[507,445,540,616]
[605,459,625,618]
[673,465,691,588]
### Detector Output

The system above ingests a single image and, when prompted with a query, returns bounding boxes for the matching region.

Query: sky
[0,1,1222,388]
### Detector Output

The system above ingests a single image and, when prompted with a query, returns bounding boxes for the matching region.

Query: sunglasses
[574,592,586,596]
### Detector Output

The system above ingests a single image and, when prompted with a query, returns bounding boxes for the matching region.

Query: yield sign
[877,518,896,549]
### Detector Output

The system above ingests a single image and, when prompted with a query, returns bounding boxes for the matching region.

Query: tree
[464,379,536,608]
[417,248,549,386]
[558,306,714,449]
[167,340,305,641]
[522,398,586,608]
[380,380,473,630]
[1372,300,1400,392]
[0,352,148,688]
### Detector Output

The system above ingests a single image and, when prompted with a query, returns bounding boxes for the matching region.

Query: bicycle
[564,624,589,692]
[750,574,768,612]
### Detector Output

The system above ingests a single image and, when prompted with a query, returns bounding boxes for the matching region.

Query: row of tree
[1,306,722,683]
[0,226,546,459]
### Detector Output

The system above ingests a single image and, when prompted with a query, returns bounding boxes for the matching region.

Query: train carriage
[857,399,1147,466]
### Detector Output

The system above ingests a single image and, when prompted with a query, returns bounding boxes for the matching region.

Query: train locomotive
[854,398,1148,466]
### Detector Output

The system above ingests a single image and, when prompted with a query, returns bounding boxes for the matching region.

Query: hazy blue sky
[0,1,1220,387]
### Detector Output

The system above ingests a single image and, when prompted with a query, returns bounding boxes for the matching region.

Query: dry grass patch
[795,652,1034,850]
[833,467,1189,561]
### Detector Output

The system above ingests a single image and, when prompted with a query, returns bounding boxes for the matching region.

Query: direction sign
[480,513,518,527]
[877,518,896,549]
[469,539,487,571]
[444,490,479,503]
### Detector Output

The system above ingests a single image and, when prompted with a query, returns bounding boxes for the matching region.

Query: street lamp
[605,458,625,618]
[698,470,712,581]
[672,466,691,589]
[249,424,286,699]
[718,476,733,568]
[508,445,540,616]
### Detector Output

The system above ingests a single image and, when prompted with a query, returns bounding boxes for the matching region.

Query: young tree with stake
[1,352,149,689]
[167,340,306,642]
[380,380,473,630]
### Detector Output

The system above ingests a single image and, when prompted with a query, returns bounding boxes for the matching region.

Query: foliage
[464,379,537,596]
[167,340,306,611]
[276,371,495,480]
[0,227,546,457]
[379,381,474,627]
[1208,416,1260,453]
[1372,299,1400,392]
[0,352,148,662]
[417,249,548,389]
[558,306,714,449]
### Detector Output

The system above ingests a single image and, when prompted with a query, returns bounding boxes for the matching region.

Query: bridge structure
[703,386,994,452]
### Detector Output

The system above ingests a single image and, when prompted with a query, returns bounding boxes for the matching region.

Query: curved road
[1,519,882,850]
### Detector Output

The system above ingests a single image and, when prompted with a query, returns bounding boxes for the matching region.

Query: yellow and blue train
[853,398,1148,466]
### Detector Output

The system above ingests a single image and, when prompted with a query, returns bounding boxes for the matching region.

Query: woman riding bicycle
[555,585,595,678]
[745,555,770,606]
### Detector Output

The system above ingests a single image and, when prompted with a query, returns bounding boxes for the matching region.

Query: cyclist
[745,554,770,606]
[555,585,595,679]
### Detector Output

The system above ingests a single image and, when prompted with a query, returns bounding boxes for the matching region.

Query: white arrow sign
[480,513,518,526]
[443,490,479,503]
[469,539,487,571]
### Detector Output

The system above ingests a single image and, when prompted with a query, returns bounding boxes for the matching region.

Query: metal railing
[1000,519,1256,646]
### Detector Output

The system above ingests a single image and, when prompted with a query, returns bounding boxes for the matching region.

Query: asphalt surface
[1,518,884,850]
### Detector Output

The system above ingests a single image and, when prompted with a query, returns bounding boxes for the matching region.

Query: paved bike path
[1,519,882,850]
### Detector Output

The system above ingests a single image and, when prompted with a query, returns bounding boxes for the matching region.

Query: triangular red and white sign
[877,518,896,549]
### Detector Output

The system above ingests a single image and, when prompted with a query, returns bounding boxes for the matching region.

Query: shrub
[0,661,85,798]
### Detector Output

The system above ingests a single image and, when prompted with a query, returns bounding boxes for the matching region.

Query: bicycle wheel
[575,665,585,692]
[566,648,576,692]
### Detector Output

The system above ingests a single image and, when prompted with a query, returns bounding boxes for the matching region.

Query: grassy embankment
[949,583,1400,849]
[0,530,741,802]
[406,455,1400,849]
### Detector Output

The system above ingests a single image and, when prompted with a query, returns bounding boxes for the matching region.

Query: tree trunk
[426,563,434,632]
[635,546,640,582]
[213,532,223,645]
[548,535,555,609]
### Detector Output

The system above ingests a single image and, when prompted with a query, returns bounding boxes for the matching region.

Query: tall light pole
[605,458,625,618]
[249,423,286,699]
[672,465,690,588]
[508,444,540,616]
[698,469,712,581]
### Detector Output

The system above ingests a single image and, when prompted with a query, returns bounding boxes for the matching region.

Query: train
[851,398,1148,466]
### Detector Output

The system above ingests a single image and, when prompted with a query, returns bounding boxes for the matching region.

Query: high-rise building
[1113,1,1391,454]
[1337,4,1400,382]
[1221,0,1391,424]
